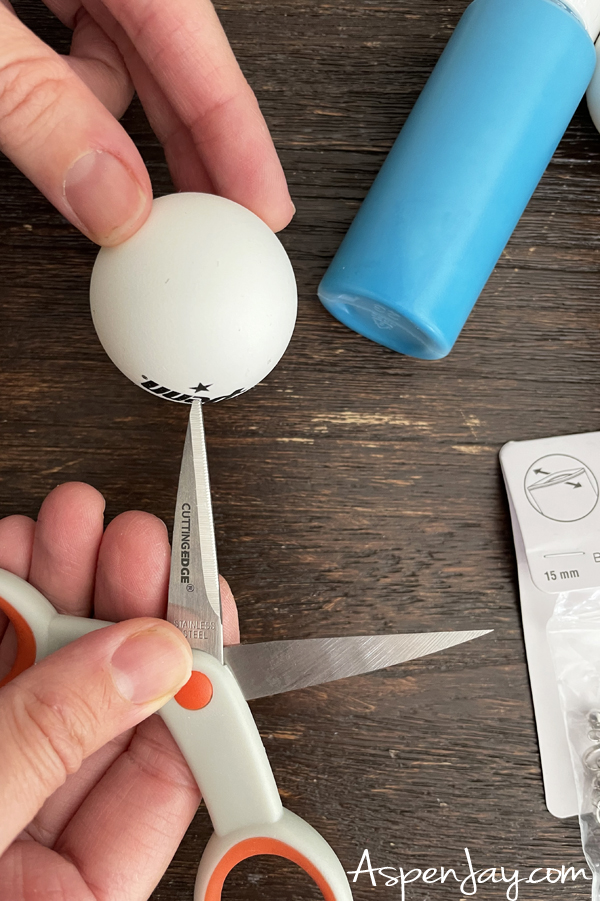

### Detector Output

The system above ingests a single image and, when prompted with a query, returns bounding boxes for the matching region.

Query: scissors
[0,400,490,900]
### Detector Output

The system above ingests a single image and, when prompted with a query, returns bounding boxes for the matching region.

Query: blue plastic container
[318,0,597,359]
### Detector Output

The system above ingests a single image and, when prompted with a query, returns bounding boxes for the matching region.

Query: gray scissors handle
[0,568,352,901]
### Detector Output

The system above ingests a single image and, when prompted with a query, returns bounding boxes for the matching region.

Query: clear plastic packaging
[548,590,600,895]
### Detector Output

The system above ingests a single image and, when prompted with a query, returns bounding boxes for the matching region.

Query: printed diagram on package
[524,454,599,522]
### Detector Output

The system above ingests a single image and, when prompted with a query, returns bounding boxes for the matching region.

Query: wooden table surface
[2,1,600,898]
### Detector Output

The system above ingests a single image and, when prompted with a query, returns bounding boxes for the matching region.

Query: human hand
[0,481,240,899]
[0,0,294,244]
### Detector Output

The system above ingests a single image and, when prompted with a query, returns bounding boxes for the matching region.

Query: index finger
[93,510,240,644]
[96,0,295,231]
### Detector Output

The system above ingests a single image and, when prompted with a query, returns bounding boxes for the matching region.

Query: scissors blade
[224,630,491,700]
[167,400,223,661]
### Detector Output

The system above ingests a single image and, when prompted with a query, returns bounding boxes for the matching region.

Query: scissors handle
[194,809,349,901]
[0,568,108,687]
[0,569,352,900]
[161,651,351,900]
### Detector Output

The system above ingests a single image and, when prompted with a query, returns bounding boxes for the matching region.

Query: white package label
[500,431,600,819]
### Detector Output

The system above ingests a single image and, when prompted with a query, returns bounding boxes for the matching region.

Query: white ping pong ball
[90,193,297,403]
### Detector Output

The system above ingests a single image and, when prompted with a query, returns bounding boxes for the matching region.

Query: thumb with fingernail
[0,617,192,855]
[0,8,152,245]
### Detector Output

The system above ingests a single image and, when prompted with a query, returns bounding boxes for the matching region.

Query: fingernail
[111,626,192,704]
[63,151,148,245]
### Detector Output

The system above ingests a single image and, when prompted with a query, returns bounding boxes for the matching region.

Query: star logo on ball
[190,381,212,393]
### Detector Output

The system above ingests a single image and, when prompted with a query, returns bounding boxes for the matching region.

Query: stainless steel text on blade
[168,402,222,661]
[224,630,492,700]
